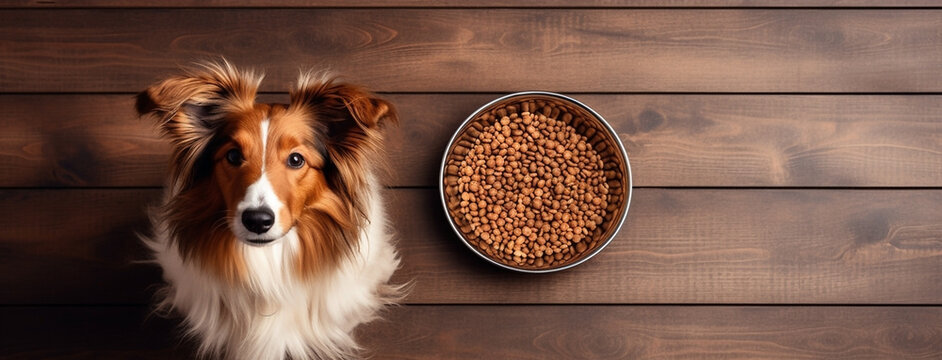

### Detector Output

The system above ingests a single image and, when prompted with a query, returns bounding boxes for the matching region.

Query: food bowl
[440,92,632,273]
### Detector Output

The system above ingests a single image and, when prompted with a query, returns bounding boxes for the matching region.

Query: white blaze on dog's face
[211,106,328,247]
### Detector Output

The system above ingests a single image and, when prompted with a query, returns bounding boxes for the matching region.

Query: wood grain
[362,306,942,360]
[399,188,942,304]
[3,188,941,305]
[0,189,162,304]
[3,305,941,359]
[3,94,941,188]
[6,0,942,8]
[2,10,942,93]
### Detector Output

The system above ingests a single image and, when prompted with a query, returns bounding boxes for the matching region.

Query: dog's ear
[289,74,398,164]
[289,74,398,209]
[137,60,262,190]
[136,61,261,146]
[289,74,397,149]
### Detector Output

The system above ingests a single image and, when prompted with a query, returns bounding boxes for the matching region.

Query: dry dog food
[445,106,611,268]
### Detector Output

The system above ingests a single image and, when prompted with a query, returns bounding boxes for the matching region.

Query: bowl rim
[439,91,633,273]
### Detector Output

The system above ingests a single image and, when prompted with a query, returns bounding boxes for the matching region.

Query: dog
[136,60,403,360]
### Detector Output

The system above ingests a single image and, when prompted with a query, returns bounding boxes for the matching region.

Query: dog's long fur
[137,60,403,360]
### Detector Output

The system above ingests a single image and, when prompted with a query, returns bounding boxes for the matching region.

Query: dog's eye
[226,148,244,166]
[287,153,305,169]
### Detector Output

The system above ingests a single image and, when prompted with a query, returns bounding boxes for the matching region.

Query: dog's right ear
[136,60,262,190]
[136,61,261,148]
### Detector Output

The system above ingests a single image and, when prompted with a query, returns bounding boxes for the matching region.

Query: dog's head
[137,60,397,280]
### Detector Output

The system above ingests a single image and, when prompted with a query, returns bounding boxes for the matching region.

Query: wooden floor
[2,1,941,359]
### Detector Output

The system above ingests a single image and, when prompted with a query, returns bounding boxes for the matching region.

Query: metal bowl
[440,92,632,273]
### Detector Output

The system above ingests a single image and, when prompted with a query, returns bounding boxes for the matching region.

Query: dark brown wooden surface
[2,10,942,93]
[6,0,942,8]
[4,306,941,359]
[3,94,941,188]
[3,3,941,359]
[3,188,940,305]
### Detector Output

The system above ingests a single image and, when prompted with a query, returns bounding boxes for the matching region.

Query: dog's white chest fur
[147,183,400,360]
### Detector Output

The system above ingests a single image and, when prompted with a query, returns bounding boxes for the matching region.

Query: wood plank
[0,94,169,188]
[6,0,942,8]
[0,190,162,304]
[3,94,941,188]
[2,188,940,305]
[2,306,188,360]
[401,189,942,304]
[363,306,942,360]
[3,305,941,359]
[2,10,942,93]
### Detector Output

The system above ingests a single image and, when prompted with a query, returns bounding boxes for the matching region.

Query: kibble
[445,106,613,269]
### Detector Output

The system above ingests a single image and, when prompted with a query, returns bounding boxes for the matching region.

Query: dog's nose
[241,207,275,234]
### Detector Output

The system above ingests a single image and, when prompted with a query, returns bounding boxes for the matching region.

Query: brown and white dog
[136,60,403,360]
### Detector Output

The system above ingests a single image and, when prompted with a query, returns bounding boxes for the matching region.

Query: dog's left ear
[290,75,398,151]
